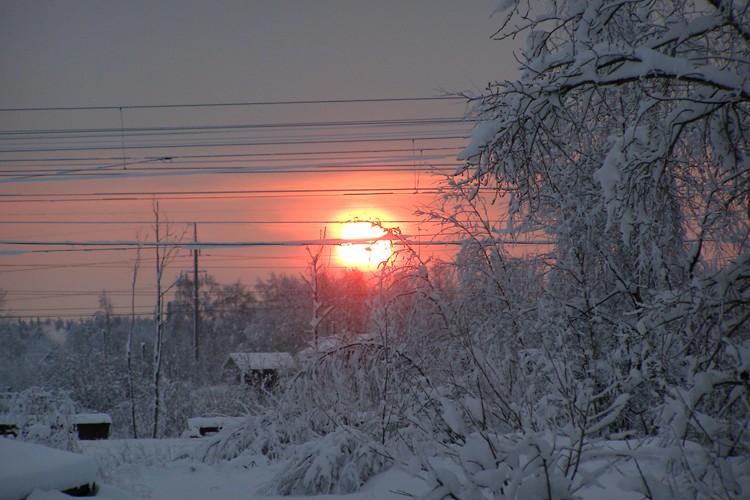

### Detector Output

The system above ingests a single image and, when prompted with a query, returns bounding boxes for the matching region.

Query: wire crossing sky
[0,1,520,318]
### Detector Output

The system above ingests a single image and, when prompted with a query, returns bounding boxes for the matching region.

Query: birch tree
[126,242,141,438]
[96,291,114,364]
[433,0,749,495]
[151,202,186,438]
[303,241,333,351]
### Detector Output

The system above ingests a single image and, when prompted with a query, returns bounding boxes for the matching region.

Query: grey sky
[1,1,516,108]
[0,1,521,318]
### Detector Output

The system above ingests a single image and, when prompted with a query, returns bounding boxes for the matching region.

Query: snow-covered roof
[73,413,112,425]
[187,416,245,430]
[225,352,295,373]
[0,413,112,425]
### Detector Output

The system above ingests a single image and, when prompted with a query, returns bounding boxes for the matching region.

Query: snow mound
[0,437,97,499]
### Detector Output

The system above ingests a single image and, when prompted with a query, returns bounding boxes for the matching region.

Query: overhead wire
[0,95,465,113]
[0,145,463,165]
[2,186,441,200]
[0,219,432,225]
[0,95,503,318]
[0,134,469,154]
[0,117,468,137]
[0,99,470,184]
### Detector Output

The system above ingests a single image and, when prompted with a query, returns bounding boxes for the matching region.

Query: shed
[222,352,295,389]
[0,414,17,437]
[74,413,111,440]
[186,416,245,437]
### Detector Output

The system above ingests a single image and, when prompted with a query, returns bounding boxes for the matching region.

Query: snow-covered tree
[248,272,310,352]
[150,203,187,438]
[3,388,79,451]
[303,243,333,351]
[431,0,750,495]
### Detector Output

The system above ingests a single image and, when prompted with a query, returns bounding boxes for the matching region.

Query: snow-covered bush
[198,412,291,464]
[187,384,254,419]
[87,438,194,472]
[265,426,391,495]
[283,340,436,441]
[2,387,79,451]
[416,431,579,499]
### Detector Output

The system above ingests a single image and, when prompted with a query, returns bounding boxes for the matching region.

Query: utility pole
[193,222,200,362]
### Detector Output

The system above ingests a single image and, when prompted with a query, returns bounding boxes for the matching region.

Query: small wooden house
[73,413,111,440]
[0,414,17,437]
[222,352,295,389]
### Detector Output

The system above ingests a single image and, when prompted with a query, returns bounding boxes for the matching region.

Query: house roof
[225,352,295,373]
[73,413,112,425]
[187,416,245,430]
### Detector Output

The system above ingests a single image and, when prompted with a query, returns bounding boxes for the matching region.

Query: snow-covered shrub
[187,384,254,419]
[265,426,391,495]
[417,432,747,499]
[416,431,577,499]
[87,438,194,471]
[198,412,290,464]
[3,387,79,451]
[281,339,437,444]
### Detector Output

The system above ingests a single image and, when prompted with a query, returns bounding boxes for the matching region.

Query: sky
[0,0,520,319]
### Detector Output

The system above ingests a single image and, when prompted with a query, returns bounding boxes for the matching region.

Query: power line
[2,186,434,198]
[0,219,429,225]
[0,187,443,203]
[4,292,156,302]
[0,95,464,113]
[0,117,468,137]
[0,134,468,154]
[3,313,151,320]
[0,116,468,162]
[0,145,461,164]
[0,165,456,180]
[0,238,551,248]
[0,94,477,318]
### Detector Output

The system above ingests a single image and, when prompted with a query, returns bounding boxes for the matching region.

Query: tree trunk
[152,205,163,439]
[126,245,141,438]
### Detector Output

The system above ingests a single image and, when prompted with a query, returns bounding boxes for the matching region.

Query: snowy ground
[6,436,747,499]
[90,459,426,499]
[61,438,428,500]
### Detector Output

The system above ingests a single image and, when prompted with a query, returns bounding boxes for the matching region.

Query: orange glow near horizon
[336,220,393,269]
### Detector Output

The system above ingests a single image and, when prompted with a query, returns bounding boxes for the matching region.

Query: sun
[337,220,393,269]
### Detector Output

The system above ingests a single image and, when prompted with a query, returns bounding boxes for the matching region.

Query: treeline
[0,267,378,438]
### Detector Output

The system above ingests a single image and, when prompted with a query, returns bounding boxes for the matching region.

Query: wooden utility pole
[193,222,200,362]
